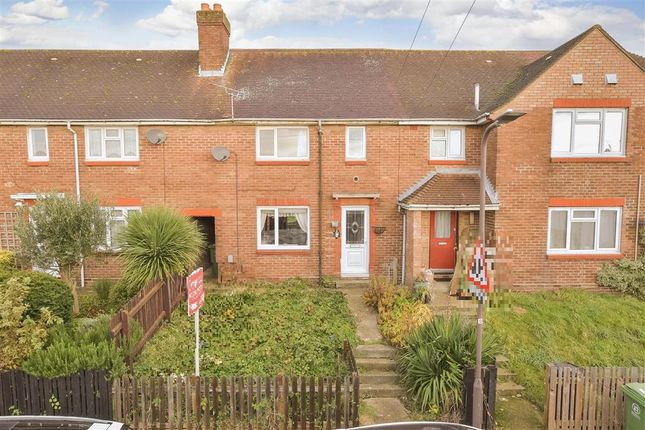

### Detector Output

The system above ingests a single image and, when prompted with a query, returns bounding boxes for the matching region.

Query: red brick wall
[491,29,644,289]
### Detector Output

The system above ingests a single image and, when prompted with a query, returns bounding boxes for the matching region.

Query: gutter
[398,203,501,211]
[66,121,85,288]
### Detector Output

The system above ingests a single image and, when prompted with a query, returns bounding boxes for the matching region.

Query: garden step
[357,358,397,372]
[355,344,397,359]
[336,279,371,289]
[359,372,400,385]
[497,381,525,396]
[360,384,406,398]
[497,368,515,380]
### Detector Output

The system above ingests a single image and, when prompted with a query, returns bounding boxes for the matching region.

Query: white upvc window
[430,127,465,160]
[551,109,627,157]
[547,207,621,254]
[346,126,366,160]
[28,128,49,161]
[85,127,139,161]
[256,127,309,160]
[257,206,310,250]
[104,206,141,249]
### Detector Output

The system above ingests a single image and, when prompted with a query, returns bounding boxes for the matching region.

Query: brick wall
[491,28,644,289]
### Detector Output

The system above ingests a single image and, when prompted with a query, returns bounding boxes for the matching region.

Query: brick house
[0,4,643,290]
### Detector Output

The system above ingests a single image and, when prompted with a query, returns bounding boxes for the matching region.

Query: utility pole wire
[423,0,477,94]
[395,0,433,83]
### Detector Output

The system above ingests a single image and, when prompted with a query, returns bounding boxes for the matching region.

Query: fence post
[161,280,172,321]
[120,310,133,368]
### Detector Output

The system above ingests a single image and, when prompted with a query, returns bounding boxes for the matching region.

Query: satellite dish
[211,147,231,162]
[146,128,167,145]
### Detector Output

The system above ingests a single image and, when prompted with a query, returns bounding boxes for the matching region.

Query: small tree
[118,207,204,288]
[14,194,108,313]
[0,277,62,370]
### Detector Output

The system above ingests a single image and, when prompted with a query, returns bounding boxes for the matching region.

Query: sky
[0,0,643,54]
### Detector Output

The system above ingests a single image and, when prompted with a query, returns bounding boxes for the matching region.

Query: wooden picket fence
[110,275,186,364]
[112,373,359,430]
[545,365,645,430]
[0,370,112,419]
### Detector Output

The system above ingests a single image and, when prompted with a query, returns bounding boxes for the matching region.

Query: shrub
[380,297,433,347]
[363,276,400,312]
[118,207,204,288]
[92,278,114,304]
[0,270,74,323]
[0,250,16,270]
[78,294,104,318]
[0,277,62,370]
[399,315,502,415]
[22,316,129,379]
[108,278,139,310]
[597,256,645,300]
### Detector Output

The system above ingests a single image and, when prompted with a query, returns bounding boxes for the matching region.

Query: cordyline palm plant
[399,314,502,415]
[117,207,204,288]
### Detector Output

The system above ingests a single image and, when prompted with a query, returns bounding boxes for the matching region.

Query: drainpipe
[401,210,407,285]
[66,121,85,288]
[636,174,642,260]
[317,120,323,285]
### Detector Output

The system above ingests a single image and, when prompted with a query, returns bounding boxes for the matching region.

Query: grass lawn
[134,281,357,377]
[488,289,645,407]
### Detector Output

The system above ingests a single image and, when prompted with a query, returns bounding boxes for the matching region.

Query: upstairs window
[548,207,621,254]
[28,128,49,161]
[551,109,626,157]
[85,127,139,161]
[257,207,309,249]
[257,127,309,160]
[430,127,464,160]
[105,206,141,249]
[346,127,366,160]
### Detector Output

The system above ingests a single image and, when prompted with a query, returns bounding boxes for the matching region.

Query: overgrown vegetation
[134,279,357,376]
[0,250,16,270]
[22,316,132,379]
[78,279,116,318]
[0,270,74,323]
[488,290,645,406]
[0,277,62,370]
[14,193,108,313]
[399,315,502,417]
[597,228,645,299]
[363,277,432,347]
[118,207,204,289]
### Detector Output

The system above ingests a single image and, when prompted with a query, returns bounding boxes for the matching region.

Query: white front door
[341,206,369,276]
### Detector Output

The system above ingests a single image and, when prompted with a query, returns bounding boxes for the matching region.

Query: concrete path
[339,284,411,425]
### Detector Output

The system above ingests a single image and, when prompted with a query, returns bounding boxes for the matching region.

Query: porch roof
[398,169,499,210]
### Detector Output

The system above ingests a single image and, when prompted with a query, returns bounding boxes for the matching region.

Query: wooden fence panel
[111,374,358,430]
[0,370,112,419]
[545,365,645,430]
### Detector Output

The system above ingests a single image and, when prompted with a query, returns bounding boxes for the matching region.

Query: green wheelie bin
[622,383,645,430]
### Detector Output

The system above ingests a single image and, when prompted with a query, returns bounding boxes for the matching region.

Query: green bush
[379,295,432,347]
[108,278,140,310]
[21,316,128,379]
[597,256,645,300]
[399,315,502,415]
[0,250,16,270]
[0,270,73,323]
[92,278,114,304]
[118,207,204,287]
[78,294,104,318]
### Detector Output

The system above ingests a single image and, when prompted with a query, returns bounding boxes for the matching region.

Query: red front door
[429,211,457,270]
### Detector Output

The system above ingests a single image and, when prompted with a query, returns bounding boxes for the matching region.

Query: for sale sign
[467,240,490,293]
[187,267,204,316]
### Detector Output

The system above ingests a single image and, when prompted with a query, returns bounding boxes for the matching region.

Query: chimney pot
[201,3,210,10]
[213,3,222,11]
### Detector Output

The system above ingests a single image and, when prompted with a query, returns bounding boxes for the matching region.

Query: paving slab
[361,398,410,426]
[340,287,382,343]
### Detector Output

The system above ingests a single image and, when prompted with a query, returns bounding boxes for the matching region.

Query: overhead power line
[395,0,432,83]
[423,0,477,94]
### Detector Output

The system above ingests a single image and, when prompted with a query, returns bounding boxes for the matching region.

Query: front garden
[134,280,358,376]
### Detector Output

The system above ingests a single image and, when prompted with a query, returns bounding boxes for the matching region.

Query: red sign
[186,267,204,316]
[467,240,490,293]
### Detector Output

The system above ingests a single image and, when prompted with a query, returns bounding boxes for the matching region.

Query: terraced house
[0,4,643,290]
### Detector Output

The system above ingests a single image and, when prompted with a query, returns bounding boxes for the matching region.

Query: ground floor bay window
[257,207,309,249]
[547,207,621,254]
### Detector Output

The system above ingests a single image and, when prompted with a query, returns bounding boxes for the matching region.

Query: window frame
[103,206,141,250]
[547,207,621,255]
[255,126,310,161]
[551,108,627,157]
[84,126,140,161]
[345,126,367,160]
[429,126,465,160]
[256,206,310,250]
[27,127,49,162]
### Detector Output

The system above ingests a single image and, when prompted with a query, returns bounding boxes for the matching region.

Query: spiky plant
[399,314,502,415]
[117,207,204,289]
